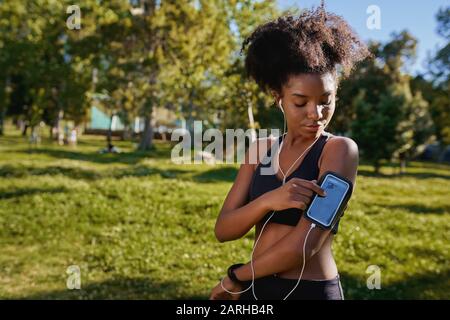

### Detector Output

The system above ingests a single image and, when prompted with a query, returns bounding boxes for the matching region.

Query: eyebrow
[292,91,333,98]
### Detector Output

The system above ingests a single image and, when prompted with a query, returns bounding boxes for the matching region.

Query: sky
[277,0,448,75]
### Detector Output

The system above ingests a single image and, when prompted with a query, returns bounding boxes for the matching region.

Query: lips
[304,123,324,131]
[306,123,324,128]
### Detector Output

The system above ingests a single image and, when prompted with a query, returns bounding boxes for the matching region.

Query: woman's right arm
[214,138,272,242]
[214,138,325,242]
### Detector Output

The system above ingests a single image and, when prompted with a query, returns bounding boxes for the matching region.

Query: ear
[270,90,281,105]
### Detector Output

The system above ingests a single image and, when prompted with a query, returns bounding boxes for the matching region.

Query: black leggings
[238,274,344,300]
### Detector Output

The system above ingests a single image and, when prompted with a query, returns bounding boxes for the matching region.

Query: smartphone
[304,171,353,230]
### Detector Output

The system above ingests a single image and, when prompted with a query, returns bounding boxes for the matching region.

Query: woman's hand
[209,276,243,300]
[261,178,326,211]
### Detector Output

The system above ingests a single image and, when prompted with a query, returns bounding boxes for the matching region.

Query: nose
[307,104,324,120]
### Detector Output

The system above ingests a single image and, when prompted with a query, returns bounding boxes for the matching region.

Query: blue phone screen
[306,175,350,227]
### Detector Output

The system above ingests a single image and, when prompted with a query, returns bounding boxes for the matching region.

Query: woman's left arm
[232,137,359,281]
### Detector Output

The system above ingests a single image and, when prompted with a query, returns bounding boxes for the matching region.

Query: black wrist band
[227,263,248,286]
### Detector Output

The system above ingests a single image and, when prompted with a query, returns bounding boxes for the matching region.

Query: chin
[301,127,324,137]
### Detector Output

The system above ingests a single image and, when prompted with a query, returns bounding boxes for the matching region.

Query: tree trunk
[22,123,29,136]
[107,113,114,150]
[138,114,153,150]
[51,109,64,140]
[0,108,4,136]
[399,152,407,174]
[374,160,381,174]
[122,125,132,141]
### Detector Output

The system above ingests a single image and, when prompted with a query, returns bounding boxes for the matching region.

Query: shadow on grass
[0,162,235,183]
[115,165,237,183]
[0,165,101,180]
[20,277,205,300]
[358,169,450,180]
[340,269,450,299]
[192,167,238,183]
[381,203,450,215]
[17,270,449,299]
[0,186,68,200]
[115,165,193,179]
[0,164,196,181]
[21,147,170,165]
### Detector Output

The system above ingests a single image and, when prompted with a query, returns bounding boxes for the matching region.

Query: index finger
[291,178,325,196]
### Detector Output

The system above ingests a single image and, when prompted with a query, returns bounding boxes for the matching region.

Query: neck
[284,130,323,148]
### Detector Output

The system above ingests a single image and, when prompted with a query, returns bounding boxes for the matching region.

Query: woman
[209,5,370,300]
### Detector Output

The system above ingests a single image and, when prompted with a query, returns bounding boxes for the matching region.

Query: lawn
[0,128,449,299]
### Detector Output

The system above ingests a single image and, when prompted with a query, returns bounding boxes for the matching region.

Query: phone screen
[305,174,350,228]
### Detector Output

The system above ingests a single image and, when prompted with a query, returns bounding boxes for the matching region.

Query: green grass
[0,127,449,299]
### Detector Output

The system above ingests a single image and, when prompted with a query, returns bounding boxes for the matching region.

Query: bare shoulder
[319,135,359,183]
[324,135,359,156]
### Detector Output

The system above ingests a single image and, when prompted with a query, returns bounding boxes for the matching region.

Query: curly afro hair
[241,3,371,93]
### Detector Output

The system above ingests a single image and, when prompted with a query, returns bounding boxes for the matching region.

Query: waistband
[270,273,341,284]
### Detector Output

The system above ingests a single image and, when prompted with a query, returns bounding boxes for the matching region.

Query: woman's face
[275,72,337,138]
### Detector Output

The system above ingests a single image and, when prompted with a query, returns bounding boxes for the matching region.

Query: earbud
[278,99,285,114]
[278,98,287,138]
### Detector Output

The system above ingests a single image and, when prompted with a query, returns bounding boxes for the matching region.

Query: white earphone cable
[223,99,320,300]
[282,223,316,300]
[251,99,319,300]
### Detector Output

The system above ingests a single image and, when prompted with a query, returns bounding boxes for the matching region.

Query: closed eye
[295,100,332,108]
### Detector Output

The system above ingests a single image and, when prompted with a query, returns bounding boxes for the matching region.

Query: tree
[0,0,93,137]
[429,7,450,84]
[411,75,450,146]
[349,32,432,172]
[153,0,235,143]
[425,6,450,145]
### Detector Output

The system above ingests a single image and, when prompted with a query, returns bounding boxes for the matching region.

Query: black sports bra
[247,132,342,234]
